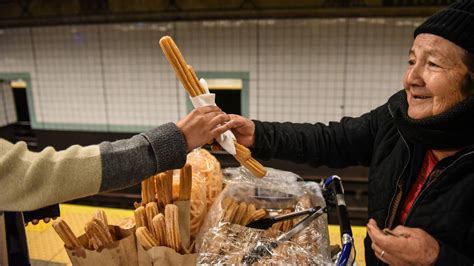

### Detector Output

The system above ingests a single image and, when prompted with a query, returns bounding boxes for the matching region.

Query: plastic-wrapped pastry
[196,167,331,265]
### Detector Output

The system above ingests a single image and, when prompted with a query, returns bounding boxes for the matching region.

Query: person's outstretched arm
[229,104,385,168]
[0,106,232,211]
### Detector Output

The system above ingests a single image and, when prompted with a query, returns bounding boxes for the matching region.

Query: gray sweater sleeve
[98,122,187,192]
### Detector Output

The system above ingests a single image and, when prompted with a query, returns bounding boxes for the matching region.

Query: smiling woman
[403,34,470,119]
[226,1,474,265]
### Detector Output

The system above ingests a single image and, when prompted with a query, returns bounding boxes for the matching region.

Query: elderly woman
[228,1,474,264]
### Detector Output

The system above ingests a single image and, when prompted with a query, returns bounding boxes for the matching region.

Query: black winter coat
[252,91,474,265]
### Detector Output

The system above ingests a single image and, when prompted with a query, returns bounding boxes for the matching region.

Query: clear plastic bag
[196,167,332,265]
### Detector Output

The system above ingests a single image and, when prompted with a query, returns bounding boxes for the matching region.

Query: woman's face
[403,33,469,119]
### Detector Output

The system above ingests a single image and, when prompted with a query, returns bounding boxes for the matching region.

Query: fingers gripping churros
[159,35,267,178]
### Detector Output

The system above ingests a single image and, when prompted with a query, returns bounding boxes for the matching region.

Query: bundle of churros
[52,210,119,251]
[159,35,267,178]
[135,204,184,252]
[135,164,201,254]
[52,210,138,265]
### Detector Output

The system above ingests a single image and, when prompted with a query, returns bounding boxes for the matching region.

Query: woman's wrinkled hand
[367,218,439,266]
[177,106,234,152]
[228,114,256,148]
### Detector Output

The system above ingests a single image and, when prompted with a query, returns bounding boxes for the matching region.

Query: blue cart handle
[323,175,355,266]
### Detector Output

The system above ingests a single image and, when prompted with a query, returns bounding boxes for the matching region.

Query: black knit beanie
[414,0,474,54]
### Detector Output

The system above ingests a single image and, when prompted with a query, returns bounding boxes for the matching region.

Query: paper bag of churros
[134,160,217,266]
[195,167,333,265]
[52,211,138,266]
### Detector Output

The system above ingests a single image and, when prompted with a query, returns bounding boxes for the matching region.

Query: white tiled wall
[99,23,179,129]
[32,25,107,128]
[0,18,422,131]
[258,19,347,123]
[0,81,16,126]
[175,20,258,118]
[344,18,422,116]
[0,27,35,126]
[4,85,17,124]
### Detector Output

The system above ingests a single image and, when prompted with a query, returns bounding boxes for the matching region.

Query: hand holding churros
[159,35,267,178]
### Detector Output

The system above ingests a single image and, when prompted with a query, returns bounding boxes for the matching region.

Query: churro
[235,143,267,178]
[52,218,82,249]
[136,226,158,250]
[134,206,147,228]
[141,176,155,205]
[94,210,108,227]
[241,203,257,226]
[179,164,192,201]
[159,36,204,97]
[165,204,182,253]
[145,202,159,236]
[84,218,114,249]
[151,213,167,246]
[233,202,248,225]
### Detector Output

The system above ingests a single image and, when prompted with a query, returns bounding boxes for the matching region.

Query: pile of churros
[135,164,196,253]
[220,197,268,227]
[159,35,267,178]
[135,204,183,252]
[52,210,115,251]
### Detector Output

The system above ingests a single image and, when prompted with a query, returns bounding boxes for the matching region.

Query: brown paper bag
[137,243,197,266]
[66,225,138,266]
[174,200,191,251]
[137,200,196,265]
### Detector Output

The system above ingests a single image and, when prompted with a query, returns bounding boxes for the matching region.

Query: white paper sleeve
[188,78,237,155]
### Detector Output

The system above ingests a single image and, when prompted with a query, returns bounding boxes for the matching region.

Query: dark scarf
[389,90,474,149]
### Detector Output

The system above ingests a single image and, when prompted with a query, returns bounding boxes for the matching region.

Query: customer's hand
[367,218,439,266]
[229,114,256,147]
[177,106,233,152]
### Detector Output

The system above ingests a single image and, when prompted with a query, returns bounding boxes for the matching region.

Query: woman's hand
[228,114,256,147]
[367,219,439,266]
[176,106,234,152]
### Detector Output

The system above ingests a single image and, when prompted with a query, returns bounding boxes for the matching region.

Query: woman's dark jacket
[252,91,474,265]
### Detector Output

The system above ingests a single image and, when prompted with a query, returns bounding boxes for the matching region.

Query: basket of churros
[195,167,333,265]
[52,210,138,266]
